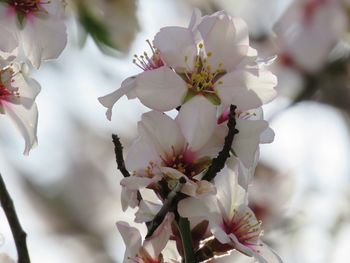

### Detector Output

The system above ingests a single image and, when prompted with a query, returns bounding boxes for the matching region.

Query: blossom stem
[146,177,186,238]
[112,134,142,202]
[0,173,31,263]
[177,216,195,263]
[112,134,131,177]
[202,105,238,182]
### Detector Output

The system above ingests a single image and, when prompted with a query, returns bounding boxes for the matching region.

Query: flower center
[7,0,49,15]
[181,44,226,105]
[222,209,262,248]
[161,146,209,179]
[303,0,325,23]
[133,40,164,71]
[0,68,19,104]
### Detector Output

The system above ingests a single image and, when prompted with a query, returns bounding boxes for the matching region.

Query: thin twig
[202,104,238,182]
[0,174,30,263]
[111,134,142,202]
[112,134,131,178]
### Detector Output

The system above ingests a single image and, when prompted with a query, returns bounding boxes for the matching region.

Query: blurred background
[1,0,350,262]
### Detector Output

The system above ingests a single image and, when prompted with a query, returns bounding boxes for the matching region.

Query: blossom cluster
[0,0,67,154]
[100,10,282,263]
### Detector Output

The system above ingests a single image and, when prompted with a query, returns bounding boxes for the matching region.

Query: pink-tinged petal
[4,102,38,155]
[233,119,268,168]
[116,221,142,262]
[198,11,249,71]
[121,187,139,211]
[138,111,185,158]
[120,175,161,190]
[153,27,197,71]
[216,68,277,111]
[98,76,136,120]
[135,200,162,223]
[134,66,187,111]
[144,213,174,259]
[20,17,67,68]
[176,96,217,151]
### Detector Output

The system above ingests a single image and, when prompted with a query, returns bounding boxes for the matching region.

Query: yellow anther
[207,52,212,57]
[198,43,204,49]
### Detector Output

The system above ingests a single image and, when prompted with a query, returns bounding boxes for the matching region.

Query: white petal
[198,11,249,71]
[13,70,41,109]
[20,17,67,68]
[178,195,218,220]
[125,136,161,173]
[153,27,197,71]
[4,102,38,155]
[138,111,185,158]
[134,66,187,111]
[217,68,277,111]
[233,119,268,168]
[195,124,226,159]
[214,166,247,219]
[120,176,161,191]
[0,24,17,53]
[121,187,139,211]
[260,126,275,144]
[176,96,217,151]
[135,200,162,223]
[116,221,142,262]
[255,243,284,263]
[98,76,136,120]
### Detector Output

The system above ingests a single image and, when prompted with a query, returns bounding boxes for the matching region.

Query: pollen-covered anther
[133,40,164,71]
[183,51,225,94]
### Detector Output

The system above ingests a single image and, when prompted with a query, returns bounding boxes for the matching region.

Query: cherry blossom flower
[178,165,282,263]
[99,10,277,120]
[0,0,67,68]
[218,106,274,186]
[0,56,40,154]
[120,105,223,210]
[274,0,347,72]
[116,213,174,263]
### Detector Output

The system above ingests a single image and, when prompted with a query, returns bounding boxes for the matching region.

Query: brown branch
[0,173,30,263]
[202,104,238,182]
[112,134,142,202]
[146,177,186,238]
[112,134,131,178]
